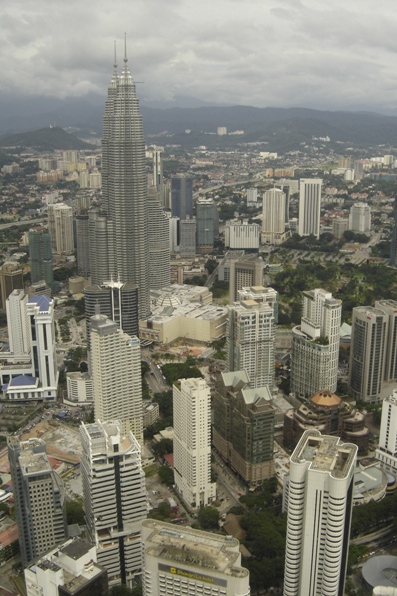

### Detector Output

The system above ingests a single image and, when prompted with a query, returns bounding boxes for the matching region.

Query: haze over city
[2,0,397,112]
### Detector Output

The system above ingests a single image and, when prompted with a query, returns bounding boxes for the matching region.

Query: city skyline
[1,1,397,113]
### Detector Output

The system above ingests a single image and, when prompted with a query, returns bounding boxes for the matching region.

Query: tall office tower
[168,216,179,252]
[376,390,397,474]
[196,197,218,253]
[80,421,147,588]
[48,203,74,255]
[212,370,275,486]
[332,216,349,239]
[349,306,388,403]
[90,49,150,319]
[283,430,357,596]
[375,300,397,382]
[147,186,171,290]
[225,221,260,250]
[390,199,397,267]
[338,155,353,169]
[28,230,54,289]
[229,253,263,303]
[261,187,288,245]
[247,187,258,206]
[173,378,216,508]
[84,281,139,348]
[75,214,90,278]
[179,219,196,257]
[349,202,371,234]
[298,178,322,239]
[6,289,29,357]
[237,285,279,322]
[90,314,143,442]
[171,174,193,220]
[8,437,67,567]
[25,537,109,596]
[0,263,23,308]
[226,300,275,389]
[290,289,341,399]
[142,520,250,596]
[353,159,364,180]
[152,147,170,207]
[26,295,58,398]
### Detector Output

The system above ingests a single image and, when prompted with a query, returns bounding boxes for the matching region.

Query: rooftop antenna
[124,32,128,66]
[113,40,117,71]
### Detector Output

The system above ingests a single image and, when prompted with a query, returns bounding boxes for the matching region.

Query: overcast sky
[2,0,397,111]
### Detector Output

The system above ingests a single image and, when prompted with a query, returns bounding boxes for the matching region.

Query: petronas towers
[89,46,151,319]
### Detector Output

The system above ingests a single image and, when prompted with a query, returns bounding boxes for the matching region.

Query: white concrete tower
[349,202,371,234]
[26,295,58,398]
[173,378,216,508]
[227,300,275,389]
[80,420,147,588]
[47,203,74,255]
[90,314,143,443]
[298,178,322,239]
[375,390,397,474]
[6,289,29,357]
[262,187,287,245]
[283,430,357,596]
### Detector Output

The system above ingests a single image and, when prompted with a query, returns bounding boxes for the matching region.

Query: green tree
[158,466,174,486]
[66,500,85,525]
[198,506,219,530]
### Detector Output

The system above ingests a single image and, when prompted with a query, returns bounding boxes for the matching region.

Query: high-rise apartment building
[261,187,288,245]
[147,186,171,290]
[227,300,275,389]
[247,187,258,206]
[349,202,371,234]
[89,49,150,319]
[48,203,74,255]
[332,216,349,239]
[90,314,143,442]
[8,437,67,567]
[196,197,218,253]
[28,230,54,290]
[212,370,275,486]
[171,174,193,220]
[75,214,90,278]
[179,219,196,257]
[375,300,397,383]
[0,263,23,309]
[291,289,341,399]
[173,378,216,508]
[80,421,147,588]
[375,390,397,474]
[237,285,279,322]
[225,221,260,250]
[142,519,250,596]
[283,430,357,596]
[25,537,109,596]
[6,289,29,357]
[298,178,322,239]
[84,281,139,348]
[349,306,388,403]
[229,253,263,303]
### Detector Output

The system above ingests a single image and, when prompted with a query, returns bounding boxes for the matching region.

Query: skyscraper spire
[113,40,117,71]
[124,32,128,65]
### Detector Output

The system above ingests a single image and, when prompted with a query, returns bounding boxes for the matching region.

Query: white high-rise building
[173,378,216,508]
[283,430,357,596]
[225,221,260,249]
[237,285,279,322]
[81,420,147,588]
[227,300,275,389]
[26,295,58,397]
[375,300,397,383]
[147,186,171,290]
[298,178,322,239]
[247,187,258,206]
[349,202,371,234]
[142,520,250,596]
[90,314,143,443]
[349,306,388,403]
[6,289,29,357]
[261,188,288,245]
[48,203,74,255]
[291,289,341,399]
[375,390,397,474]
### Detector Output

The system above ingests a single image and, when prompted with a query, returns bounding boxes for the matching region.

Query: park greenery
[161,356,203,385]
[198,506,219,530]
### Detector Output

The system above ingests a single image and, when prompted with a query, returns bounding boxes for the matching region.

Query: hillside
[0,127,94,151]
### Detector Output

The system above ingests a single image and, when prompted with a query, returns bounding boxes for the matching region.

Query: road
[143,356,169,394]
[0,217,46,230]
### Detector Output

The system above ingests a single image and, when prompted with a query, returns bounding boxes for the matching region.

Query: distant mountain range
[1,95,397,153]
[0,127,94,152]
